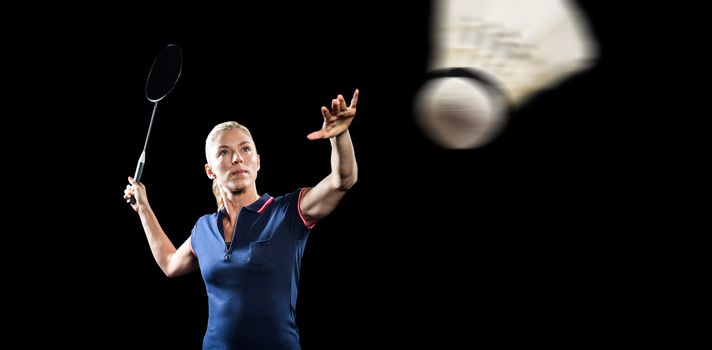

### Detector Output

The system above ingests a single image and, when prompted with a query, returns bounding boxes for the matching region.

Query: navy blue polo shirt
[190,189,314,350]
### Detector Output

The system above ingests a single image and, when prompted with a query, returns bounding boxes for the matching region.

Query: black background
[13,1,651,348]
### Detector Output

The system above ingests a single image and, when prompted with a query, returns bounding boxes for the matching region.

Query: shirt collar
[218,193,273,215]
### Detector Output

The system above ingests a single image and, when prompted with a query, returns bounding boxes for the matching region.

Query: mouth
[231,169,248,176]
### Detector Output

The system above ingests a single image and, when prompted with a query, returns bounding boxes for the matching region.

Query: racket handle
[127,153,145,205]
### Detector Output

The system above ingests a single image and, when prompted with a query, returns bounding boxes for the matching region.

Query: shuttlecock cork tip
[415,75,508,149]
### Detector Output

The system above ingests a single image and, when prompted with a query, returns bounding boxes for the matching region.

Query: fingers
[123,183,134,199]
[327,89,359,115]
[321,106,331,119]
[332,99,340,116]
[125,177,135,197]
[308,107,330,140]
[350,89,359,109]
[124,176,144,202]
[307,130,325,140]
[338,94,347,110]
[310,90,358,140]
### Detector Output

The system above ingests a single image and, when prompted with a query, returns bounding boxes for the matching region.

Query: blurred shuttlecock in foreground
[414,0,598,149]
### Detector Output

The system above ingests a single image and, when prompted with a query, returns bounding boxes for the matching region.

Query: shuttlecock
[415,0,597,149]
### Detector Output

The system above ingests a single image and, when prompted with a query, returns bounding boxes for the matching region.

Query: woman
[123,89,359,349]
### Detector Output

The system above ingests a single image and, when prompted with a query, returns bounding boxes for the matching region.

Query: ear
[256,154,260,171]
[205,163,216,179]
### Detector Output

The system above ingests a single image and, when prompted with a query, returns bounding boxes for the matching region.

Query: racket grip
[127,157,145,205]
[134,161,144,183]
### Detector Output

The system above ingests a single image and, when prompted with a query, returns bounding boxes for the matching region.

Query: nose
[231,152,242,164]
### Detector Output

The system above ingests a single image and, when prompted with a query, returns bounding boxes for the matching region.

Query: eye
[241,146,252,153]
[218,149,230,157]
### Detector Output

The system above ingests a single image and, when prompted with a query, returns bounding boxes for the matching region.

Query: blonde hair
[205,121,254,210]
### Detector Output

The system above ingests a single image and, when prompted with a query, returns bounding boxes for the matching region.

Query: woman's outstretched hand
[307,89,359,140]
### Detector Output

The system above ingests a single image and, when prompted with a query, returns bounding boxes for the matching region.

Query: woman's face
[205,128,260,193]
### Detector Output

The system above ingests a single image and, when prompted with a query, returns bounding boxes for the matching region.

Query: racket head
[145,44,183,102]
